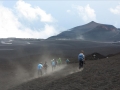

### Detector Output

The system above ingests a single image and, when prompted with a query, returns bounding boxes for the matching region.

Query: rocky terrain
[0,38,120,90]
[7,54,120,90]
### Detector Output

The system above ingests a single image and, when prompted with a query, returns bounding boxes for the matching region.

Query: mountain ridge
[48,21,120,42]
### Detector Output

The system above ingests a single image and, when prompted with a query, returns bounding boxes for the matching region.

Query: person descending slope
[43,61,48,74]
[54,59,58,67]
[38,62,43,76]
[58,58,62,66]
[66,58,70,64]
[78,50,85,69]
[51,59,56,71]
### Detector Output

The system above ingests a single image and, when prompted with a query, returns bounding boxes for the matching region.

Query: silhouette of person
[38,62,43,76]
[51,59,56,71]
[43,61,48,74]
[66,59,70,64]
[78,50,85,69]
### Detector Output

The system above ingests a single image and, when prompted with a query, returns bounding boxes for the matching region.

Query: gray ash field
[0,39,120,90]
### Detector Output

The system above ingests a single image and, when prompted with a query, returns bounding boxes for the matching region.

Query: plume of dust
[76,35,85,40]
[7,64,32,89]
[30,58,68,80]
[12,55,68,87]
[12,54,66,81]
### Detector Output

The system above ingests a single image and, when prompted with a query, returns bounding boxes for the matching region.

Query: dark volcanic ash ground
[8,54,120,90]
[0,39,120,90]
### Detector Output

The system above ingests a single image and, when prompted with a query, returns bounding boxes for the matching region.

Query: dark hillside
[48,21,99,40]
[9,54,120,90]
[48,21,120,42]
[0,39,120,90]
[85,52,106,60]
[82,24,119,41]
[1,40,120,60]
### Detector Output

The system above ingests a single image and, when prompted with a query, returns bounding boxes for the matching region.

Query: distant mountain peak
[91,21,96,23]
[88,21,97,24]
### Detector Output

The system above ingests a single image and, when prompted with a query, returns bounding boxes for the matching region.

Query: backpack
[78,54,84,61]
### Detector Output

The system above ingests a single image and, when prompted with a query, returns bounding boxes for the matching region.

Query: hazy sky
[0,0,120,39]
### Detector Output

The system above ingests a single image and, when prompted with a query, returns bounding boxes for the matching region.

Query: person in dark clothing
[43,61,48,74]
[54,59,57,67]
[78,50,85,69]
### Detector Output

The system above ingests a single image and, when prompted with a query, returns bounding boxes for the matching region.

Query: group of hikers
[37,58,70,76]
[38,50,85,76]
[51,58,62,71]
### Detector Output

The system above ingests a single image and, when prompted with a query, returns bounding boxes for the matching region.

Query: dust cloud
[9,56,67,88]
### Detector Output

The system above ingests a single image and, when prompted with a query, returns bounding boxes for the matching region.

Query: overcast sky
[0,0,120,39]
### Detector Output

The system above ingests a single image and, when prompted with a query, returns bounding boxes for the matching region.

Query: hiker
[43,61,48,74]
[66,58,70,64]
[58,58,62,66]
[38,62,43,76]
[51,59,56,71]
[78,50,85,69]
[54,59,58,67]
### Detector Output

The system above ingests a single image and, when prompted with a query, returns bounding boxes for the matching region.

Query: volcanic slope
[48,21,120,42]
[9,54,120,90]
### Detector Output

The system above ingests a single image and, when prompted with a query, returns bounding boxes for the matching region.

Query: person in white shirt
[38,62,43,76]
